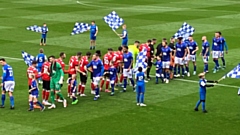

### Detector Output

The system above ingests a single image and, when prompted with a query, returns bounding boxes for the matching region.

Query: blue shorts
[110,77,116,82]
[71,87,76,93]
[136,84,145,93]
[122,39,128,46]
[37,64,42,72]
[90,34,96,40]
[31,90,39,98]
[200,92,206,100]
[41,34,46,39]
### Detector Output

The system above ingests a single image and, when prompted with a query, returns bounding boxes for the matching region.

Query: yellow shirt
[128,45,139,67]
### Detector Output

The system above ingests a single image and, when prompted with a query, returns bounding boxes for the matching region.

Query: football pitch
[0,0,240,134]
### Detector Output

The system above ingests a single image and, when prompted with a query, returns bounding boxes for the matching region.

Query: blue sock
[123,78,127,89]
[140,93,144,103]
[111,83,114,92]
[93,46,95,49]
[185,66,189,72]
[10,96,14,107]
[30,101,34,110]
[194,65,196,71]
[181,67,185,75]
[37,101,44,108]
[174,67,177,75]
[202,102,206,111]
[95,87,99,96]
[163,71,166,78]
[72,96,76,102]
[221,57,225,66]
[206,64,208,71]
[195,100,201,108]
[1,94,5,106]
[204,64,207,72]
[166,72,170,79]
[177,66,180,74]
[156,76,158,83]
[90,46,92,49]
[130,78,135,86]
[136,93,140,103]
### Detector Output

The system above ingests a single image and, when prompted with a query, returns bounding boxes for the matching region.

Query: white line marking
[0,56,22,60]
[176,78,239,88]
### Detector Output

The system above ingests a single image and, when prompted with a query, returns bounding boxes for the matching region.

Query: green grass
[0,0,240,134]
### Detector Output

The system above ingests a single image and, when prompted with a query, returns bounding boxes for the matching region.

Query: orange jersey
[56,58,67,73]
[79,56,89,72]
[27,66,38,85]
[139,44,151,57]
[41,62,51,81]
[68,56,79,74]
[170,56,175,66]
[103,53,113,70]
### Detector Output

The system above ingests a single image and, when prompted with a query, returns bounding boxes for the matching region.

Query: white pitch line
[0,56,22,60]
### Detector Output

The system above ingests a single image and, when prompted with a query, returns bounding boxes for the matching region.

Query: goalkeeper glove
[59,76,64,84]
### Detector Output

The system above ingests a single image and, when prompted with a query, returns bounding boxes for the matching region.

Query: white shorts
[156,73,164,78]
[202,56,209,63]
[162,61,170,69]
[212,51,220,59]
[93,77,101,85]
[123,69,133,78]
[220,51,224,58]
[4,81,15,92]
[174,57,184,65]
[189,55,196,62]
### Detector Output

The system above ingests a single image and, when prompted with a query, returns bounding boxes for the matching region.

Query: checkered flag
[26,25,42,33]
[173,22,195,41]
[134,48,148,73]
[21,51,35,67]
[71,22,89,35]
[103,11,124,30]
[225,64,240,79]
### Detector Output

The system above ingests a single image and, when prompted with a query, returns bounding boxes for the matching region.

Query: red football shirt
[68,56,79,74]
[103,53,113,70]
[112,51,121,67]
[27,66,38,85]
[56,58,68,74]
[139,43,151,57]
[79,56,89,72]
[41,62,50,81]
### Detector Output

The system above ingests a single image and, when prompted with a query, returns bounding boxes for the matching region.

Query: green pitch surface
[0,0,240,134]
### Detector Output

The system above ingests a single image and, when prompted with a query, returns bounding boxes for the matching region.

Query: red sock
[91,82,95,90]
[78,84,82,93]
[106,80,110,89]
[45,91,50,101]
[56,95,59,100]
[120,74,124,83]
[68,84,71,94]
[81,84,85,94]
[42,90,46,100]
[100,80,105,89]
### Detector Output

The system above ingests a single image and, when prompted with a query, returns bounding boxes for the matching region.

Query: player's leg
[77,73,82,95]
[5,81,15,109]
[93,77,100,100]
[42,80,46,104]
[192,55,197,75]
[44,80,51,105]
[43,35,47,46]
[40,34,43,46]
[201,93,207,113]
[155,72,159,84]
[48,80,57,109]
[34,94,45,111]
[0,84,6,108]
[110,79,115,96]
[71,86,78,105]
[90,73,95,94]
[92,37,96,50]
[122,69,128,92]
[184,58,190,77]
[28,95,34,111]
[128,69,135,91]
[67,74,72,97]
[139,85,146,106]
[220,51,226,68]
[105,72,110,92]
[212,51,219,73]
[100,71,106,91]
[146,59,152,80]
[80,74,87,96]
[136,85,140,105]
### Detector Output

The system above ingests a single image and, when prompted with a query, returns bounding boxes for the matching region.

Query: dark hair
[95,53,100,57]
[32,61,37,65]
[40,48,44,53]
[108,48,113,51]
[77,52,82,56]
[91,20,95,23]
[178,37,183,40]
[162,38,167,40]
[189,35,193,37]
[138,67,143,72]
[86,52,91,56]
[49,55,55,59]
[43,23,46,25]
[135,41,140,44]
[96,50,101,57]
[118,46,123,51]
[123,46,128,49]
[0,58,5,62]
[218,31,222,35]
[147,39,152,43]
[152,38,156,41]
[59,52,65,57]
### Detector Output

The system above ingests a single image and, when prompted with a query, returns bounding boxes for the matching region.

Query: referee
[155,38,167,57]
[146,39,156,80]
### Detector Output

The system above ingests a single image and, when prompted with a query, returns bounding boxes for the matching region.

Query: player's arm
[61,64,68,74]
[224,40,228,53]
[170,49,173,59]
[128,57,133,70]
[204,46,209,57]
[211,38,214,54]
[200,81,214,87]
[100,62,104,77]
[183,47,188,59]
[121,31,126,38]
[206,80,218,83]
[193,43,199,54]
[95,26,98,36]
[57,63,64,83]
[1,67,6,83]
[86,62,92,71]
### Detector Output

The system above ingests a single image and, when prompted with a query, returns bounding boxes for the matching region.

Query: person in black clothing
[146,39,156,80]
[155,38,167,57]
[168,38,176,79]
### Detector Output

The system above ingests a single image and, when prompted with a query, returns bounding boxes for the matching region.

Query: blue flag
[103,11,124,30]
[173,22,195,41]
[26,25,42,33]
[21,51,35,67]
[225,64,240,79]
[71,22,89,35]
[134,48,147,73]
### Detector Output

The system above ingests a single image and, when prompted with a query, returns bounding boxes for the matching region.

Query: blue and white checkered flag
[134,48,148,73]
[225,64,240,79]
[21,51,35,67]
[103,11,124,30]
[71,22,89,35]
[26,25,42,33]
[173,22,195,41]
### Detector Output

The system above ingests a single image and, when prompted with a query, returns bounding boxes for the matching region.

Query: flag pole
[113,30,120,37]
